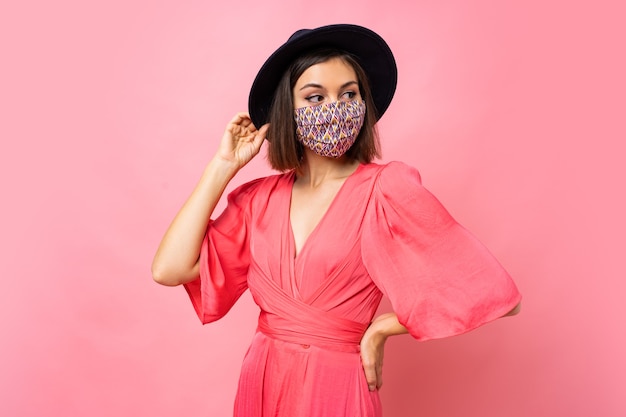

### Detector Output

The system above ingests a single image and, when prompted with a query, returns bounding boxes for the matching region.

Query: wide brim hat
[248,24,397,128]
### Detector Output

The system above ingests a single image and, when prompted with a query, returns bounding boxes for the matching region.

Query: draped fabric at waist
[257,310,369,353]
[247,256,371,353]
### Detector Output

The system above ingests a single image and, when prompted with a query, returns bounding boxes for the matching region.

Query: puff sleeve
[362,162,521,341]
[184,179,261,324]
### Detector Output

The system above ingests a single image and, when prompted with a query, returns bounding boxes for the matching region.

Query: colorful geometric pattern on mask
[294,101,366,158]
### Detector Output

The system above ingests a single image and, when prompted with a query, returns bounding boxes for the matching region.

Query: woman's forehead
[294,58,358,88]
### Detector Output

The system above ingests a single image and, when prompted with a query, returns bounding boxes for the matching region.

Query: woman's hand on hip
[360,324,387,391]
[216,112,269,170]
[360,312,409,391]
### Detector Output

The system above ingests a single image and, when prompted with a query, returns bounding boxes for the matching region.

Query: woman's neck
[295,150,360,188]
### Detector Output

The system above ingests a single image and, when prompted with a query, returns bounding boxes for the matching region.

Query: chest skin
[289,177,346,258]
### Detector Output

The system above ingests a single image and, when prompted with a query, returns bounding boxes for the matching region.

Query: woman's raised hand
[216,112,269,170]
[152,112,269,287]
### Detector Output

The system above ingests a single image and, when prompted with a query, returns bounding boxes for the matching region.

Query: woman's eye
[342,91,357,100]
[306,95,324,103]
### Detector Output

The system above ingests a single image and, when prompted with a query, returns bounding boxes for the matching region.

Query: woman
[152,24,521,417]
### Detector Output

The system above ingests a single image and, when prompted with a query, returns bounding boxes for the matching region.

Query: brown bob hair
[266,49,381,171]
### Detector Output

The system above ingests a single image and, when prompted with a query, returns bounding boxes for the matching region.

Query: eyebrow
[298,81,358,91]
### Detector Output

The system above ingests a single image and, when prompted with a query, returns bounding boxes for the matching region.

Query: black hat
[248,24,397,128]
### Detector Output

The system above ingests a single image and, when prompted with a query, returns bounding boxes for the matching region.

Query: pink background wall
[2,0,624,416]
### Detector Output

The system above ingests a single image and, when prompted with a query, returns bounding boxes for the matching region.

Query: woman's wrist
[209,154,240,174]
[369,313,409,339]
[366,321,389,343]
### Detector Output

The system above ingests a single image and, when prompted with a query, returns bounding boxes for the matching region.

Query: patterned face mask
[294,100,366,158]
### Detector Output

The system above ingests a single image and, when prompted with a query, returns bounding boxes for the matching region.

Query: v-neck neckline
[287,163,363,261]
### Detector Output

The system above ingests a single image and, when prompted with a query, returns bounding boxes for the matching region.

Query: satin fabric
[184,161,521,417]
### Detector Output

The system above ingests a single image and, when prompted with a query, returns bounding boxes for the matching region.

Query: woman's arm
[359,303,520,391]
[151,113,268,286]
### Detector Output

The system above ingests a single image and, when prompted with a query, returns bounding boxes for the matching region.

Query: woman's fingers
[226,112,258,138]
[253,123,270,147]
[360,323,388,392]
[362,359,378,391]
[229,111,252,125]
[361,340,384,391]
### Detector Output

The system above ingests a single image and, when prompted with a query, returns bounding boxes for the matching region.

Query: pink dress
[184,161,521,417]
